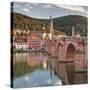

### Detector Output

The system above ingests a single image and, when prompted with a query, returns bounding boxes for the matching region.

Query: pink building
[27,33,43,50]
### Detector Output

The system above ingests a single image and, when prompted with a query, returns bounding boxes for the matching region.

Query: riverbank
[13,49,45,53]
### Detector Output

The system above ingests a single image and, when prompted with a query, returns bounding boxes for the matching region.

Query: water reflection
[48,57,87,85]
[13,52,87,88]
[13,52,62,88]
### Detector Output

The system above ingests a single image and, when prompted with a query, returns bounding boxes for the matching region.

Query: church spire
[50,16,54,35]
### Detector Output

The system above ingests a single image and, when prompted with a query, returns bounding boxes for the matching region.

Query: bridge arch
[65,43,76,60]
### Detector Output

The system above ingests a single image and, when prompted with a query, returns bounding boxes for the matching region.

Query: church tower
[50,16,54,35]
[48,16,54,40]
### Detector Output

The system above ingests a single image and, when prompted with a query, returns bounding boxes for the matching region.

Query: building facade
[13,16,55,50]
[27,33,43,50]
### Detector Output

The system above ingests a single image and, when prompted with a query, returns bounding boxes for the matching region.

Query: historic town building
[13,36,28,50]
[13,16,54,50]
[27,32,44,50]
[42,16,54,40]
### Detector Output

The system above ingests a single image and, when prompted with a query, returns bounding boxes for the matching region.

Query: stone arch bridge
[45,37,87,71]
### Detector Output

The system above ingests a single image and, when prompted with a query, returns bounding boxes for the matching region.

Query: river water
[13,52,62,88]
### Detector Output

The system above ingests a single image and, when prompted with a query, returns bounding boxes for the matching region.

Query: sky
[11,2,88,19]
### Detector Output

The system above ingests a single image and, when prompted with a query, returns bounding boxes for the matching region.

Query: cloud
[12,2,88,18]
[55,4,87,14]
[24,75,30,81]
[22,8,29,12]
[24,3,34,9]
[42,4,54,8]
[13,2,34,11]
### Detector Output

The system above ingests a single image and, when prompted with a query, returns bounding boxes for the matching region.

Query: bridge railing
[53,36,87,43]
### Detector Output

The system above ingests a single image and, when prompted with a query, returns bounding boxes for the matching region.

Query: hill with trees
[11,12,87,36]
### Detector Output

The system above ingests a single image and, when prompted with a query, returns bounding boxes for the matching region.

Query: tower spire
[50,16,54,35]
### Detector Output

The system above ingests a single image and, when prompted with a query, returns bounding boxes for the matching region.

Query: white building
[15,42,28,50]
[13,37,28,50]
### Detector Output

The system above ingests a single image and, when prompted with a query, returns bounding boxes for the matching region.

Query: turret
[72,26,75,37]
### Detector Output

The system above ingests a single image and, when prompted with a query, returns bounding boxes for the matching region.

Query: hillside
[11,12,87,36]
[11,13,45,32]
[53,15,87,36]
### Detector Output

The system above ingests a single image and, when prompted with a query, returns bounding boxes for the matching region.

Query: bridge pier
[47,45,52,55]
[51,45,58,58]
[45,43,52,55]
[74,49,87,72]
